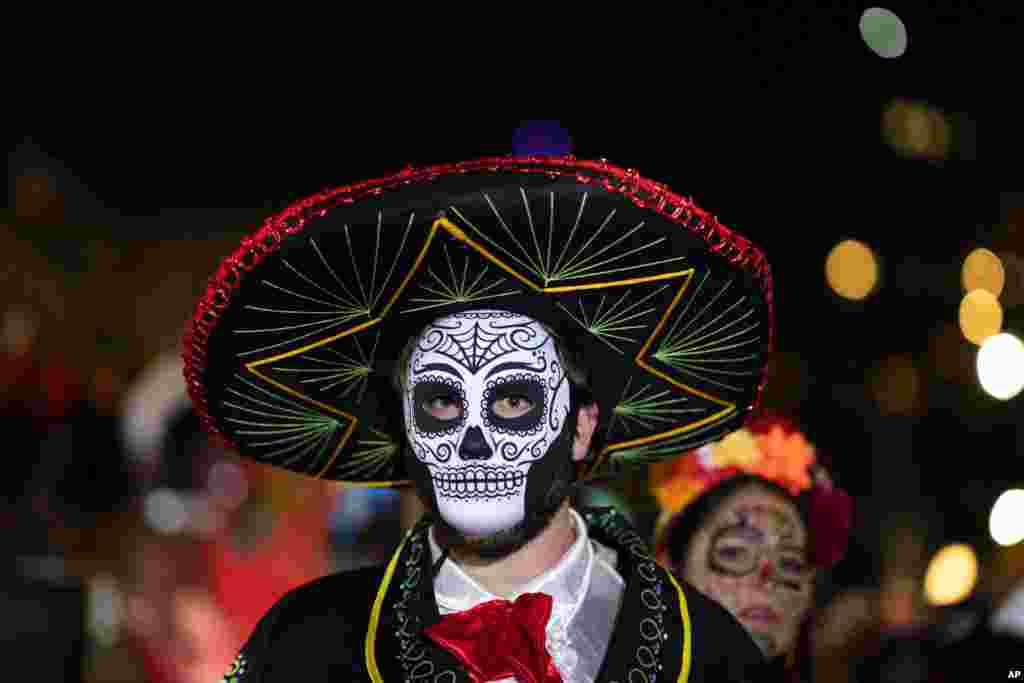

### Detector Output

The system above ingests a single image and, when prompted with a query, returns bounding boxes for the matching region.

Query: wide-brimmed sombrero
[183,156,773,486]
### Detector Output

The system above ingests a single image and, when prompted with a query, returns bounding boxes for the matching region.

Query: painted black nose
[459,426,493,461]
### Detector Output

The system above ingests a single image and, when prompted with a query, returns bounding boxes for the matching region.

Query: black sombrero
[183,156,774,486]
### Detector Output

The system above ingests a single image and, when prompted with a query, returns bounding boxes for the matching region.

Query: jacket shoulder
[268,564,388,632]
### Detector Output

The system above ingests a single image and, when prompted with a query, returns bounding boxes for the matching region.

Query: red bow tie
[423,592,563,683]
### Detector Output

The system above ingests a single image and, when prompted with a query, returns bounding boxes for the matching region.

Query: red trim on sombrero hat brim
[182,155,774,451]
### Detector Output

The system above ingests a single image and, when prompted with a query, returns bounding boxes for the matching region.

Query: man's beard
[430,464,575,560]
[405,393,582,562]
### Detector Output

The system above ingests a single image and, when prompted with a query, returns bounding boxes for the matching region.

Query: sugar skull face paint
[681,485,816,659]
[402,311,572,538]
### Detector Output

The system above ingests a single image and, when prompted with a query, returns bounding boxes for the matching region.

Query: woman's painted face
[681,485,816,659]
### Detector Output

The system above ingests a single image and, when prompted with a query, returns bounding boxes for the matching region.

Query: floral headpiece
[649,414,853,568]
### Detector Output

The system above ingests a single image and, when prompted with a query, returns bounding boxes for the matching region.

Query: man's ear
[572,402,600,462]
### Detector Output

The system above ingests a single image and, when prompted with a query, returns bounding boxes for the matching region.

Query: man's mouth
[433,468,525,496]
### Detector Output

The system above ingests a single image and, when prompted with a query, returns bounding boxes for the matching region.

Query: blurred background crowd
[5,7,1024,681]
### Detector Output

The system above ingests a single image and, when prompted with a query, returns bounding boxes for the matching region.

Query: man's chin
[433,503,564,562]
[433,518,535,561]
[428,463,575,562]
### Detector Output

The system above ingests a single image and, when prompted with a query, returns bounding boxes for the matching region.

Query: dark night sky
[7,7,1023,575]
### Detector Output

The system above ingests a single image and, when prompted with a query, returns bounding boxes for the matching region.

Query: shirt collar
[429,508,594,621]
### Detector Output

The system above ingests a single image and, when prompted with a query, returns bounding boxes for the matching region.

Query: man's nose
[458,426,493,461]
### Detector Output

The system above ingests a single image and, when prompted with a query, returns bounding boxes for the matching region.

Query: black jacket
[219,508,766,682]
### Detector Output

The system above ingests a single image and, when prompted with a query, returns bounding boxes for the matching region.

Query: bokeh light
[87,573,124,647]
[958,289,1003,345]
[928,322,973,383]
[143,488,189,534]
[976,332,1024,400]
[882,98,950,160]
[206,461,249,509]
[990,489,1024,546]
[924,543,978,606]
[961,248,1005,296]
[120,350,193,466]
[860,8,908,58]
[826,239,879,300]
[870,355,921,414]
[189,495,228,537]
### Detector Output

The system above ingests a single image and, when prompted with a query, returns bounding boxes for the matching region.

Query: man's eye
[492,395,534,418]
[423,395,461,420]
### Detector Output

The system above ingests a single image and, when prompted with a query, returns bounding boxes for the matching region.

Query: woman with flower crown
[649,413,854,682]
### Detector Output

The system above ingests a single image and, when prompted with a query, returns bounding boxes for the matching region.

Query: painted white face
[403,311,571,537]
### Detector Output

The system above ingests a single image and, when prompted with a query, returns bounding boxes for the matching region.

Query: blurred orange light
[825,239,879,301]
[924,543,978,606]
[870,355,920,415]
[928,322,972,383]
[882,98,950,160]
[961,248,1005,297]
[958,289,1003,345]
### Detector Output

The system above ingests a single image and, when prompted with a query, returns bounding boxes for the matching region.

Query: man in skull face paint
[185,157,777,682]
[399,311,589,562]
[385,309,767,681]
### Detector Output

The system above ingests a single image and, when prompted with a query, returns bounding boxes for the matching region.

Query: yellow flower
[710,429,761,469]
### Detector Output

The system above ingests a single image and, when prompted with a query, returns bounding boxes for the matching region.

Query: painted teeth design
[432,469,525,495]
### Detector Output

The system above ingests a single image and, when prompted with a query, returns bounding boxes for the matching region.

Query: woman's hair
[662,473,811,569]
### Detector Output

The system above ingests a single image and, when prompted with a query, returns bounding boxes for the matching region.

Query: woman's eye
[492,395,534,418]
[779,557,807,574]
[423,395,461,420]
[715,545,750,562]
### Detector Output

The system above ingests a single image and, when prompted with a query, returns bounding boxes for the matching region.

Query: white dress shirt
[428,509,625,683]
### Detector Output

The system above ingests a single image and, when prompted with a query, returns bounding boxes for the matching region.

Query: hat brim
[184,156,773,485]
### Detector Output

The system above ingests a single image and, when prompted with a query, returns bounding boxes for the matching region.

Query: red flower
[808,484,854,567]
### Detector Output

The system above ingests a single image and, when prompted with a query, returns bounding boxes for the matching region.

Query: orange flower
[649,456,707,515]
[750,426,815,495]
[650,420,819,527]
[650,416,845,567]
